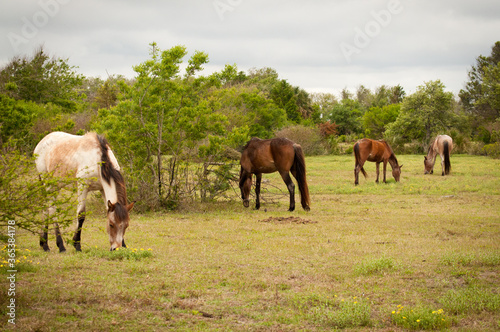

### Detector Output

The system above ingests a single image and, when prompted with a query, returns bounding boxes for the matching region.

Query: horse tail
[354,143,367,178]
[292,144,310,210]
[443,141,451,175]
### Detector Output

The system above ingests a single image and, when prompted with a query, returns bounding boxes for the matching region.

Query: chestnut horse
[354,138,403,185]
[239,137,310,211]
[424,134,453,175]
[34,132,134,252]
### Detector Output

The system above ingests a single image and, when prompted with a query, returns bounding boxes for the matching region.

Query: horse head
[239,168,252,208]
[424,156,433,174]
[107,200,134,251]
[392,164,403,182]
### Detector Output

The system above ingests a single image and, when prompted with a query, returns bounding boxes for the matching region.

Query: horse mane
[381,140,399,165]
[96,134,128,207]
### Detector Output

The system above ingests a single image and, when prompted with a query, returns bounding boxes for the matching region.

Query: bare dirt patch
[258,216,318,224]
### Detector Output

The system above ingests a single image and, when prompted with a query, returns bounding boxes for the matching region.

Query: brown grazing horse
[354,138,403,185]
[34,132,134,252]
[424,134,453,175]
[239,137,310,211]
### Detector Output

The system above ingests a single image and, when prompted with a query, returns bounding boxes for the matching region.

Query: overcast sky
[1,0,499,96]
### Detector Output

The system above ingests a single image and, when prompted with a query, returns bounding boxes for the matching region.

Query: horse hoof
[59,249,66,253]
[304,206,310,212]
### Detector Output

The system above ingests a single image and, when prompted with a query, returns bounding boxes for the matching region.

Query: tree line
[1,42,499,214]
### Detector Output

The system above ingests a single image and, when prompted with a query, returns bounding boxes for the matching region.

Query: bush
[0,146,79,236]
[275,125,326,155]
[481,142,500,158]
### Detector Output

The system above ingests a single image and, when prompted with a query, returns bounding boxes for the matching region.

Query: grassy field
[2,154,500,331]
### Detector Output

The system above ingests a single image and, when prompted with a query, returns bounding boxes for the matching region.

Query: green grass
[353,256,397,276]
[2,154,500,331]
[391,306,452,330]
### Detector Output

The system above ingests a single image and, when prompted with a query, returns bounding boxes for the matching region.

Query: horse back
[241,137,294,173]
[357,138,389,162]
[439,135,453,152]
[34,132,110,178]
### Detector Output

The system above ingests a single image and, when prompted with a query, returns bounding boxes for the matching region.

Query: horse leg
[255,173,262,210]
[40,222,50,252]
[354,161,364,185]
[55,222,66,253]
[40,198,56,252]
[280,172,295,211]
[72,186,88,252]
[383,161,387,183]
[354,165,360,185]
[375,162,380,183]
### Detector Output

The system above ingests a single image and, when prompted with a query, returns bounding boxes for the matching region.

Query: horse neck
[101,177,127,205]
[426,145,436,160]
[388,154,399,169]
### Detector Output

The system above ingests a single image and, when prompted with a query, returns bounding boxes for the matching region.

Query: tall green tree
[95,44,233,209]
[385,80,454,143]
[363,104,400,138]
[459,41,500,122]
[0,46,84,110]
[326,99,363,135]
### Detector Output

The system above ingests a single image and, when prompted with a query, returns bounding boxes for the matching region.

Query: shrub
[481,142,500,158]
[275,125,326,155]
[0,146,79,236]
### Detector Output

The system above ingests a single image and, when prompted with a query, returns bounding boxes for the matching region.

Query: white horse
[34,132,134,252]
[424,134,453,176]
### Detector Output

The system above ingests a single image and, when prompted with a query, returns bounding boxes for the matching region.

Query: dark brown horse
[354,138,403,185]
[239,137,310,211]
[424,134,453,175]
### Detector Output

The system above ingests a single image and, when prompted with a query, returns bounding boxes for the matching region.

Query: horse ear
[424,156,427,160]
[126,201,135,212]
[399,164,403,169]
[107,200,115,212]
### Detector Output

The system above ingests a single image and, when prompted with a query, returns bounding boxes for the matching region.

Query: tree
[385,80,454,144]
[363,104,400,138]
[0,95,39,149]
[356,85,374,108]
[459,41,500,122]
[0,46,84,110]
[326,98,363,135]
[95,44,234,209]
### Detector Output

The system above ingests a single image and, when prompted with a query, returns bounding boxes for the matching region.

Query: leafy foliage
[0,46,83,109]
[460,41,500,122]
[0,148,79,236]
[385,80,455,144]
